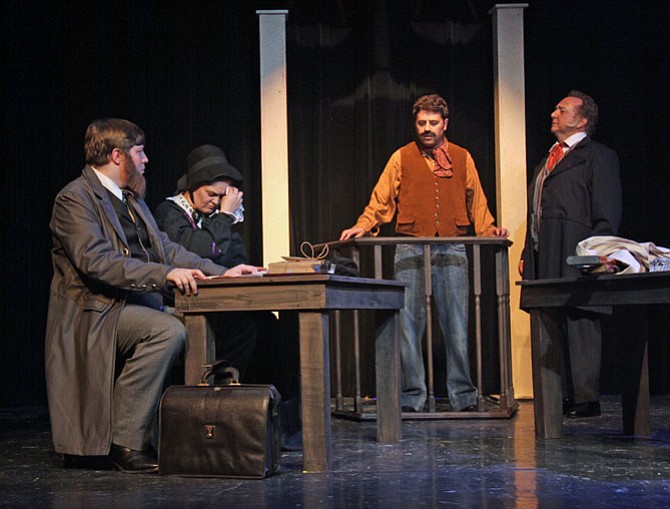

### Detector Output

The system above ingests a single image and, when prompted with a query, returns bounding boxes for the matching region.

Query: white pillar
[257,9,290,266]
[490,4,532,398]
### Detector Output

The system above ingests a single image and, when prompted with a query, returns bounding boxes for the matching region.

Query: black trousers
[561,309,603,404]
[210,310,300,401]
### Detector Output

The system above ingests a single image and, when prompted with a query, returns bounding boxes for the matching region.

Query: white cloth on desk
[576,236,670,274]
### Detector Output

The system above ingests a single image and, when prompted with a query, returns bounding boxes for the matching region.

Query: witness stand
[174,274,405,473]
[317,237,518,420]
[519,271,670,438]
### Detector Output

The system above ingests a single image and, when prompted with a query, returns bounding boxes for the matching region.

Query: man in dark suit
[520,90,622,418]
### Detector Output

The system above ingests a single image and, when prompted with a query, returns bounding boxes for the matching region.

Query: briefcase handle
[198,360,241,386]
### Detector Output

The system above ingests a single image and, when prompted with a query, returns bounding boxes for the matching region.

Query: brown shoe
[109,444,158,474]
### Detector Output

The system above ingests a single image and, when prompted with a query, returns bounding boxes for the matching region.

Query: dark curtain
[3,0,669,407]
[287,1,497,246]
[3,0,264,406]
[285,1,501,396]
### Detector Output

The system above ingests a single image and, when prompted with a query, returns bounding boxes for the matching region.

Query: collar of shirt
[91,167,124,200]
[562,131,588,150]
[166,193,216,229]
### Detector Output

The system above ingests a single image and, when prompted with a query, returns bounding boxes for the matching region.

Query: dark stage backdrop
[3,0,669,407]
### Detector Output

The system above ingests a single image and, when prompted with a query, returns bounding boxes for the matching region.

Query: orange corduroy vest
[396,141,471,237]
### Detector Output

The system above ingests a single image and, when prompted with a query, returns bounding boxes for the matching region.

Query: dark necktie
[122,191,139,222]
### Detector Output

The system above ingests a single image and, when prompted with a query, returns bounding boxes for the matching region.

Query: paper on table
[203,269,267,280]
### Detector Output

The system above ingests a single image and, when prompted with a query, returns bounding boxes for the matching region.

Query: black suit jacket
[521,136,622,280]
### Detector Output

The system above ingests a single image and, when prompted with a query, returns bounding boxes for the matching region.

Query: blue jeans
[394,243,478,411]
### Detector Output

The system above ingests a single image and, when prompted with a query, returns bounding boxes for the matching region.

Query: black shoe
[401,406,416,413]
[562,397,574,414]
[62,454,109,470]
[460,404,479,412]
[109,444,158,474]
[565,401,601,419]
[281,431,303,452]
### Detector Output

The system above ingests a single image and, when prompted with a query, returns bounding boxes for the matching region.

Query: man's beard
[123,155,147,198]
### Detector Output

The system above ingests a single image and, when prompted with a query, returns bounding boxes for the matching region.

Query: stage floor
[2,396,669,508]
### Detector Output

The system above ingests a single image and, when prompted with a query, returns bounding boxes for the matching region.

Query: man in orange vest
[340,94,507,412]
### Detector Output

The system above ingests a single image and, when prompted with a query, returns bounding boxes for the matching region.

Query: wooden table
[174,274,405,472]
[519,271,670,438]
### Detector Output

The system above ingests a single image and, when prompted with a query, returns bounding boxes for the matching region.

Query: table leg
[530,309,564,438]
[619,306,651,435]
[183,314,215,385]
[298,311,331,472]
[375,308,401,443]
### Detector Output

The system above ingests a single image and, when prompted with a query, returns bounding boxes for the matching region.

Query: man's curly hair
[412,94,449,119]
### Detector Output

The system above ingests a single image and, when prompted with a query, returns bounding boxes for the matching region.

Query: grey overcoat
[45,166,226,455]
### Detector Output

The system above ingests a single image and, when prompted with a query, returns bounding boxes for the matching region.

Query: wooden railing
[315,236,517,419]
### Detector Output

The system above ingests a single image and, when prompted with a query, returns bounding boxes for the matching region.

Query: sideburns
[123,153,147,198]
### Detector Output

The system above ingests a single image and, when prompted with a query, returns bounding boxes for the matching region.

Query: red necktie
[545,143,566,172]
[431,144,453,178]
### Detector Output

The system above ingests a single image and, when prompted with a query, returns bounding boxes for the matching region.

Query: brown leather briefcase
[158,367,282,478]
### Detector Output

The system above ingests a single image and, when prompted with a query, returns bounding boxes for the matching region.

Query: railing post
[423,245,436,413]
[472,244,483,405]
[496,245,514,409]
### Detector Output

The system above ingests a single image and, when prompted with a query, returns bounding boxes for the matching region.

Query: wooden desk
[174,274,405,472]
[519,272,670,438]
